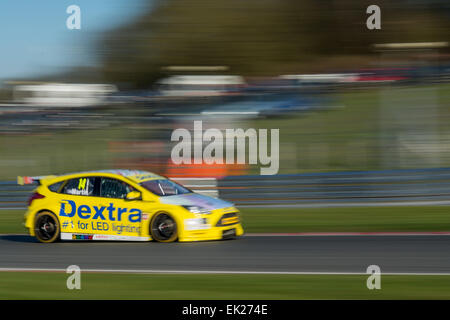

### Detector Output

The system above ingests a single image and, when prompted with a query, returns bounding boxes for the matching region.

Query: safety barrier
[2,167,450,209]
[217,167,450,206]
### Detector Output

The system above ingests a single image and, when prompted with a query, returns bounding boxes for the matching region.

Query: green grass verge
[0,272,449,299]
[1,205,450,235]
[240,206,450,233]
[0,210,24,234]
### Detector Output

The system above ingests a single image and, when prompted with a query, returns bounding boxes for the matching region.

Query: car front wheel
[150,212,178,242]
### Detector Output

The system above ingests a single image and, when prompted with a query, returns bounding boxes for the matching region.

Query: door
[94,177,147,240]
[57,176,98,239]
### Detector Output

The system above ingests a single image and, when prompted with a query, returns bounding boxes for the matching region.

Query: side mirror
[126,191,142,201]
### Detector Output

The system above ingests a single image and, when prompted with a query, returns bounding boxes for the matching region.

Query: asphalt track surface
[0,235,450,274]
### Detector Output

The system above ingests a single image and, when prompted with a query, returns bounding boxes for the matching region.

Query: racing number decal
[78,178,87,190]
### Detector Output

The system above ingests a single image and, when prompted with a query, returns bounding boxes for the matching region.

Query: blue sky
[0,0,151,80]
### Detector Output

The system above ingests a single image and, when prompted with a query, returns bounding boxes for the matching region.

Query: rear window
[140,179,191,197]
[48,181,63,193]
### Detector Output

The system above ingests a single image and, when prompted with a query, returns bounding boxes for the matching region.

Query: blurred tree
[100,0,450,88]
[0,88,13,102]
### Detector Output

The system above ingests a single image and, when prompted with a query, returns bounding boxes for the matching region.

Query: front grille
[216,212,239,227]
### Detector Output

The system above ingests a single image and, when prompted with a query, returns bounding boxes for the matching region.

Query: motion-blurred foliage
[101,0,450,88]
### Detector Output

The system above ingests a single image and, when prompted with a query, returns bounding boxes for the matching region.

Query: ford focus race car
[18,170,243,243]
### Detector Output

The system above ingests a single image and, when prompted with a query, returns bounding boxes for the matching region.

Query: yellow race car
[18,170,243,243]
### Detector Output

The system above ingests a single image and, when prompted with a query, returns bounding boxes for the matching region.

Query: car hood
[159,193,233,210]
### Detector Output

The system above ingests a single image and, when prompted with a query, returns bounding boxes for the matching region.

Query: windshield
[140,179,192,196]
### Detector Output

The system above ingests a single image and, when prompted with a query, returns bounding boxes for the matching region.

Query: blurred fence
[218,168,450,207]
[2,168,450,209]
[0,181,34,209]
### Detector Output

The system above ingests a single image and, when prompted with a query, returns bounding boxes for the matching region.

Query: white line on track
[0,267,449,276]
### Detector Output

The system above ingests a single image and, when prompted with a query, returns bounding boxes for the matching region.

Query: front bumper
[179,223,244,242]
[179,207,243,242]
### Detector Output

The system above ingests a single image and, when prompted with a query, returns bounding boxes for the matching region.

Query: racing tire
[34,211,60,243]
[150,212,178,243]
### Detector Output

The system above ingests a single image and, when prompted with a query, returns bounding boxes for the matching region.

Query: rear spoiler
[17,175,57,186]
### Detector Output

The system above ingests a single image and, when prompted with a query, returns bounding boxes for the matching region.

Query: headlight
[184,218,210,230]
[182,205,211,215]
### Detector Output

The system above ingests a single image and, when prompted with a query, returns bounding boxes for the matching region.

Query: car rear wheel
[34,211,60,243]
[150,213,178,242]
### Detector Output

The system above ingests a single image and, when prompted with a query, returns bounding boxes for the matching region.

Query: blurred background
[2,1,450,301]
[1,0,450,207]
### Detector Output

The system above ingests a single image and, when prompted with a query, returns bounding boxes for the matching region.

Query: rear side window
[62,177,96,196]
[100,178,134,199]
[48,181,63,193]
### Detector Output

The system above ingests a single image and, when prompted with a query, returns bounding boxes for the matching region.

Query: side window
[100,178,134,199]
[62,177,95,196]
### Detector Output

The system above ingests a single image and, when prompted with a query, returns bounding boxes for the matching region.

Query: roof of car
[60,169,165,183]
